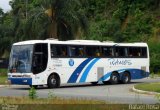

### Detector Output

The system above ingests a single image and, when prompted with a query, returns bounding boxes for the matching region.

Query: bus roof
[13,39,148,47]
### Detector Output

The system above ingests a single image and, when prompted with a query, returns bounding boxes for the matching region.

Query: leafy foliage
[148,42,160,73]
[155,94,160,103]
[28,86,38,99]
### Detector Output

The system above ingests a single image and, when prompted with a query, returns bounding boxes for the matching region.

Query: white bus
[8,39,149,88]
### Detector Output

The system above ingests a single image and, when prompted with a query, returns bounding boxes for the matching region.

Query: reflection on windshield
[9,45,33,73]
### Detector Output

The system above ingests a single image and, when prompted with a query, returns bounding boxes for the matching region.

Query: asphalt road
[0,78,159,104]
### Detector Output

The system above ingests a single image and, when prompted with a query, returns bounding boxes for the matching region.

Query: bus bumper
[8,78,32,85]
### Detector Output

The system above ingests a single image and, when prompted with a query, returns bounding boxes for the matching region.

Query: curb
[0,85,5,88]
[132,86,160,95]
[149,77,160,79]
[0,85,9,88]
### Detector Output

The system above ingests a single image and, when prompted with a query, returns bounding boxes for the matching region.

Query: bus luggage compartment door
[97,67,104,80]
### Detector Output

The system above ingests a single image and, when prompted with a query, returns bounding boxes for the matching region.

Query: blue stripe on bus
[79,58,100,82]
[98,72,111,81]
[115,68,149,79]
[67,58,93,83]
[98,68,149,81]
[128,69,149,79]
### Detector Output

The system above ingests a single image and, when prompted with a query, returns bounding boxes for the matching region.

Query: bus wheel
[109,72,119,84]
[91,82,98,85]
[120,72,131,84]
[48,74,60,88]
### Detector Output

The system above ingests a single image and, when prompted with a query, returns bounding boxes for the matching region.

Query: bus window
[78,47,84,56]
[102,47,114,57]
[115,47,128,57]
[51,45,67,57]
[141,47,147,58]
[95,48,100,56]
[61,47,67,56]
[69,46,85,57]
[128,47,141,57]
[51,46,57,57]
[86,46,101,57]
[69,46,76,56]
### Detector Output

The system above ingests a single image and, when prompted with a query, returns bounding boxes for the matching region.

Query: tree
[9,0,29,40]
[26,0,88,40]
[0,12,14,57]
[0,8,4,17]
[25,0,87,40]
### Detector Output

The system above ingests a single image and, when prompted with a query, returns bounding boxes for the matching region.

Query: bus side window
[95,48,100,56]
[102,47,113,57]
[60,47,67,56]
[86,46,101,57]
[141,47,147,57]
[51,46,57,57]
[128,47,141,57]
[69,46,85,57]
[51,45,67,57]
[115,47,127,57]
[69,46,76,57]
[115,47,118,57]
[86,46,93,57]
[78,47,84,57]
[128,47,134,57]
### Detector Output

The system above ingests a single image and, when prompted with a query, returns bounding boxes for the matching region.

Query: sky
[0,0,11,13]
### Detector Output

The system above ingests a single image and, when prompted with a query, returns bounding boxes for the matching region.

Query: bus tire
[109,72,119,84]
[120,72,131,84]
[48,74,60,88]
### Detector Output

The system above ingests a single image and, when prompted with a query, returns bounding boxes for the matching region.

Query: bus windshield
[9,45,33,73]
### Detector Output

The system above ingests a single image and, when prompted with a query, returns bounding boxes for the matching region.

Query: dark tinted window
[86,46,101,57]
[141,47,147,57]
[102,47,114,57]
[32,43,48,74]
[115,47,128,57]
[50,44,148,58]
[51,45,67,57]
[128,47,147,58]
[68,46,85,57]
[128,47,141,57]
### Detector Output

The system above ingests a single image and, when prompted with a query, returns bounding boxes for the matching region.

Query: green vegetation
[28,87,38,99]
[149,43,160,73]
[0,0,160,72]
[0,69,7,85]
[0,69,7,76]
[0,97,129,110]
[0,76,7,85]
[0,97,105,104]
[134,82,160,93]
[135,82,160,103]
[155,94,160,103]
[150,72,160,78]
